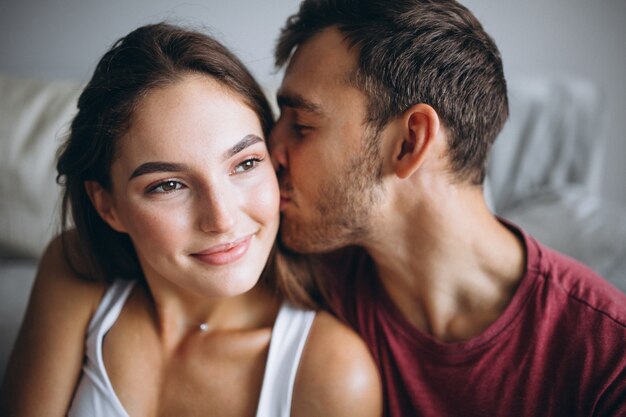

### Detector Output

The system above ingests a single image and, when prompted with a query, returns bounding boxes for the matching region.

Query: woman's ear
[391,103,440,179]
[84,181,127,233]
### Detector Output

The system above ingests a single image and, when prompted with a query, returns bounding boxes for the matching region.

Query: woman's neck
[138,277,280,353]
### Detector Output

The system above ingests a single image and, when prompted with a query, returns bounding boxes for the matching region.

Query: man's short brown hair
[276,0,508,184]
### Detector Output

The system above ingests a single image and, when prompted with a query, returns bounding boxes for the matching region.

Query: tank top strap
[68,279,136,417]
[255,302,316,417]
[86,279,136,336]
[84,279,136,369]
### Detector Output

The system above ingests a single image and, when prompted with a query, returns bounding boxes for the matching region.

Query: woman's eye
[233,158,262,174]
[148,180,184,194]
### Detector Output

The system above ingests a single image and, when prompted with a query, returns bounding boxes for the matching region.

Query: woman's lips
[191,235,252,266]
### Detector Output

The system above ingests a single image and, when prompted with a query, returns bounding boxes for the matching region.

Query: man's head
[272,0,508,253]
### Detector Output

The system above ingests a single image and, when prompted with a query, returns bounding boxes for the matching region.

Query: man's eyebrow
[223,134,264,160]
[276,93,324,116]
[129,162,189,180]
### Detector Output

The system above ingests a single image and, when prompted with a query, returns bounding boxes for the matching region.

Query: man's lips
[191,235,253,266]
[279,194,292,210]
[278,176,294,210]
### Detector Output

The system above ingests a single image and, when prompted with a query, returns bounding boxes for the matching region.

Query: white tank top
[67,280,316,417]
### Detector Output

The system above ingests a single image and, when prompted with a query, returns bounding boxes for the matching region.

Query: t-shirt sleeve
[594,365,626,416]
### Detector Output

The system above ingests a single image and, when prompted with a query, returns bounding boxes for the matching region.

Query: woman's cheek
[125,203,192,249]
[246,169,280,226]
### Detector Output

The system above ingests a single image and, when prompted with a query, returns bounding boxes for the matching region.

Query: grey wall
[0,0,297,89]
[1,0,624,204]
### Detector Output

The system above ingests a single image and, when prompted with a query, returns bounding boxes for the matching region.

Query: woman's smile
[190,234,254,266]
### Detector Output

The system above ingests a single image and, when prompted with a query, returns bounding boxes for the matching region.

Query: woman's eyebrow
[223,134,264,160]
[129,134,263,180]
[129,162,189,180]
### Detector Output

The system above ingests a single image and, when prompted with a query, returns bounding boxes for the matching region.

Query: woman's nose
[198,188,236,234]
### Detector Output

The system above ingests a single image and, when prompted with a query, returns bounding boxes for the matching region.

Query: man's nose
[269,124,289,172]
[198,187,236,234]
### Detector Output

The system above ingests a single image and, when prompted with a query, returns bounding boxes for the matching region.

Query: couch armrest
[0,259,38,380]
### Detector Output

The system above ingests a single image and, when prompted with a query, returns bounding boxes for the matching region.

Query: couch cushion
[0,73,81,259]
[487,78,605,213]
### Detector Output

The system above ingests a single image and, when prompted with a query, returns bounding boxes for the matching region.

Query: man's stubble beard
[279,128,385,254]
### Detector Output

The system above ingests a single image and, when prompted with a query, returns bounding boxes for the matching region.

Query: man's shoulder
[530,236,626,331]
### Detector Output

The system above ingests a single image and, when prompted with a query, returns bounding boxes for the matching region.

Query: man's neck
[364,187,526,343]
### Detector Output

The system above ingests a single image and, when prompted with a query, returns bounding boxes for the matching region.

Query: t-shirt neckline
[371,221,543,362]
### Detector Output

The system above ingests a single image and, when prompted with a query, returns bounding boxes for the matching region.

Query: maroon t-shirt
[328,225,626,416]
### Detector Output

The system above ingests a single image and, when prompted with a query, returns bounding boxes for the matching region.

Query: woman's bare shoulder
[292,310,382,417]
[36,231,107,304]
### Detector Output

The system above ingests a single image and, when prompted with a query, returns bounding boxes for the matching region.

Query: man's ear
[391,103,440,179]
[84,181,127,233]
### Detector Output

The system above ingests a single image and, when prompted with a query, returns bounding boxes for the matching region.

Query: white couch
[1,72,625,380]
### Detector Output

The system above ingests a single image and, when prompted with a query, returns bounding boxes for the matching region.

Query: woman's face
[91,74,279,298]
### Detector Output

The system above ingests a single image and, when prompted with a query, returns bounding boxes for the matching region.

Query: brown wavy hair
[56,22,320,308]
